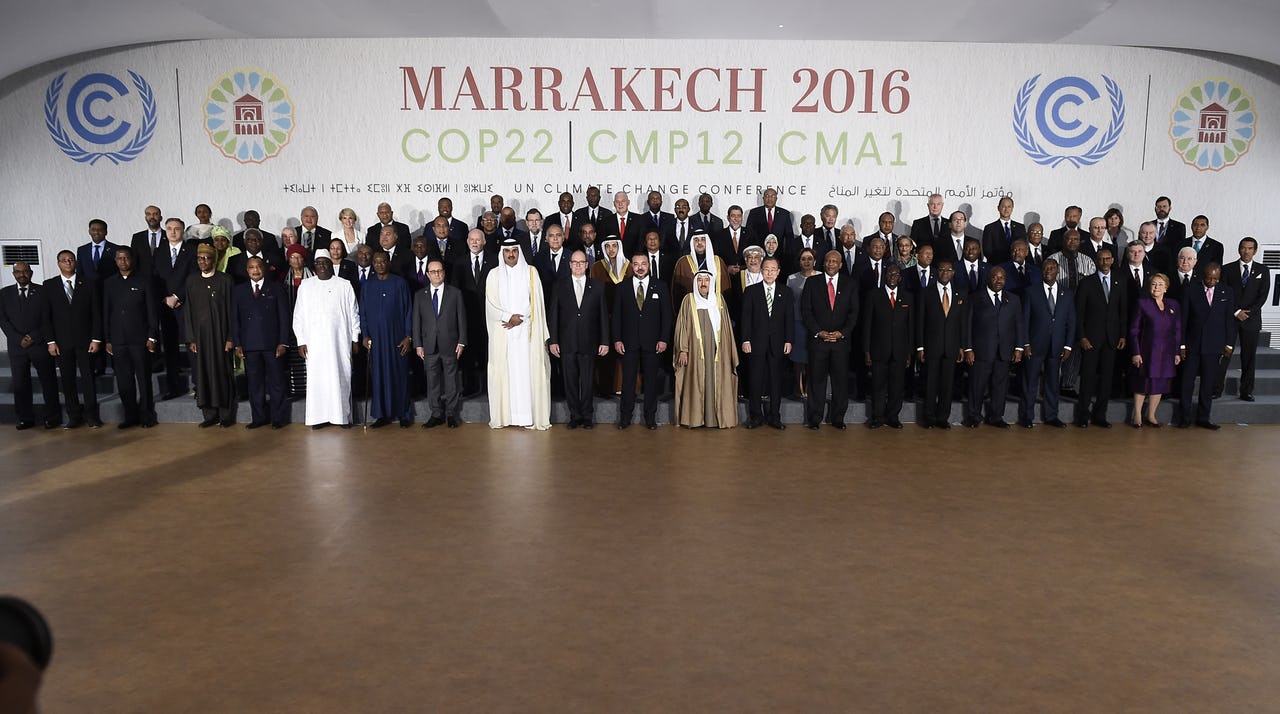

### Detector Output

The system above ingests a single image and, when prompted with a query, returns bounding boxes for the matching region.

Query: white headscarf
[693,270,721,337]
[742,246,765,287]
[601,238,626,280]
[689,231,718,284]
[496,243,532,317]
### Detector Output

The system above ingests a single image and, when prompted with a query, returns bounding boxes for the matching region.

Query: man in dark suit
[571,186,615,250]
[739,256,794,429]
[0,262,60,429]
[901,245,936,294]
[1046,205,1083,256]
[833,226,862,282]
[1221,237,1270,401]
[963,267,1026,428]
[745,188,795,245]
[452,229,495,396]
[232,210,279,253]
[374,225,413,282]
[667,198,695,254]
[981,196,1027,266]
[424,216,465,274]
[414,259,468,428]
[642,191,676,245]
[784,214,830,276]
[689,193,724,236]
[523,209,549,263]
[227,229,284,285]
[638,231,677,285]
[1019,258,1075,428]
[434,197,471,244]
[77,219,120,286]
[1153,196,1187,249]
[1025,223,1049,268]
[1181,215,1224,269]
[909,193,947,247]
[609,191,648,257]
[404,236,435,294]
[1073,247,1128,427]
[915,261,968,428]
[131,205,166,281]
[1131,221,1172,278]
[231,257,291,429]
[544,192,577,243]
[854,236,892,294]
[998,240,1035,300]
[152,217,198,399]
[612,254,672,429]
[714,205,756,274]
[549,250,609,429]
[474,195,505,228]
[1079,217,1113,261]
[1177,263,1236,429]
[102,247,158,428]
[43,250,102,428]
[535,225,572,300]
[951,238,989,296]
[801,250,859,429]
[863,212,901,257]
[363,202,412,251]
[935,211,971,267]
[861,265,913,429]
[297,206,332,252]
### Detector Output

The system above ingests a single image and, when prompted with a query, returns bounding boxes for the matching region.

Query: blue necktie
[432,288,440,315]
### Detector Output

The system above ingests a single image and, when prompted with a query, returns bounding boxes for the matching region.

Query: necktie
[418,260,425,282]
[889,289,896,308]
[766,286,774,316]
[553,253,560,273]
[994,291,1001,309]
[1004,222,1011,242]
[531,235,539,254]
[767,208,774,232]
[1183,274,1190,289]
[651,213,659,228]
[920,269,927,287]
[1067,259,1078,289]
[439,239,447,254]
[590,209,596,222]
[827,277,836,309]
[678,221,686,246]
[969,264,977,289]
[65,279,74,301]
[574,279,583,307]
[152,231,160,250]
[636,282,645,310]
[956,238,963,259]
[19,287,27,302]
[1134,267,1141,284]
[1017,264,1024,282]
[873,262,880,286]
[1158,221,1166,241]
[1242,265,1249,285]
[1102,275,1110,302]
[942,286,950,316]
[1033,247,1040,263]
[305,231,313,248]
[93,243,101,264]
[826,228,834,245]
[171,246,178,266]
[650,254,658,279]
[1194,238,1202,252]
[1048,286,1056,316]
[474,255,481,279]
[846,249,854,271]
[360,268,368,284]
[432,288,440,315]
[1206,286,1213,306]
[253,282,260,298]
[732,229,739,252]
[619,217,626,237]
[932,217,940,237]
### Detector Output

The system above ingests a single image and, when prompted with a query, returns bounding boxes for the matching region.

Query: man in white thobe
[293,251,360,428]
[486,238,551,429]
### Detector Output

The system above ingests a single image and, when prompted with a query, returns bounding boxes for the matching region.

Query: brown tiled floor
[2,424,1278,712]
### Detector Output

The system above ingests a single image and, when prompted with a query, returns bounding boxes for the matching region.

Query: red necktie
[889,289,895,308]
[619,217,626,237]
[767,208,774,232]
[827,278,836,309]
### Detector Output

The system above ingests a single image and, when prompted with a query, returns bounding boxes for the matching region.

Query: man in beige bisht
[486,237,551,429]
[673,270,738,428]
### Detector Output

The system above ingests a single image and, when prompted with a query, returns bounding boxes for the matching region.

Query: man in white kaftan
[293,251,360,427]
[486,238,551,429]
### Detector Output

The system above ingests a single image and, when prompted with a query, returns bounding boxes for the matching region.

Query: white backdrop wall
[0,38,1275,281]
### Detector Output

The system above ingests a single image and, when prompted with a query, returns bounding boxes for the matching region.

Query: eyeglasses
[569,260,588,265]
[426,269,444,274]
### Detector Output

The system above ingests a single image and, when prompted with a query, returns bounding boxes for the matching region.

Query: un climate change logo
[1013,74,1125,168]
[203,69,295,164]
[45,71,157,165]
[1169,79,1256,171]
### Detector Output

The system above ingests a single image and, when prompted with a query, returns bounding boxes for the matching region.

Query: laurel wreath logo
[45,70,157,165]
[1013,74,1125,168]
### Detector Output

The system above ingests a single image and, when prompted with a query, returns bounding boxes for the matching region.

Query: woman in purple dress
[1129,273,1182,427]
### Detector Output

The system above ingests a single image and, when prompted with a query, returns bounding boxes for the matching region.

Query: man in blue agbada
[360,251,414,427]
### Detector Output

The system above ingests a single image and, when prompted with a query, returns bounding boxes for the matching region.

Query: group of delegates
[1,191,1267,432]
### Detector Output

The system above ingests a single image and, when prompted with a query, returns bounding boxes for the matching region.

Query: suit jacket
[951,260,990,296]
[378,246,416,284]
[0,284,52,357]
[998,261,1035,299]
[438,217,469,244]
[664,219,697,255]
[227,251,284,285]
[572,205,615,246]
[910,215,948,247]
[611,277,672,350]
[1079,238,1115,262]
[900,264,935,294]
[1074,272,1129,348]
[637,251,677,285]
[861,286,914,361]
[77,240,120,284]
[102,273,158,346]
[42,274,101,348]
[853,256,891,294]
[713,226,759,267]
[784,233,834,275]
[800,272,858,342]
[231,280,291,351]
[232,229,280,254]
[967,290,1027,361]
[981,220,1027,265]
[1139,245,1172,277]
[413,283,467,355]
[934,235,970,268]
[1182,281,1237,354]
[543,212,578,242]
[298,225,333,251]
[641,210,675,243]
[1155,218,1187,249]
[404,254,436,293]
[915,283,968,359]
[689,212,723,236]
[1023,282,1075,357]
[426,236,466,270]
[152,240,200,300]
[1120,262,1153,316]
[549,276,609,354]
[739,281,794,354]
[1045,226,1082,257]
[609,211,648,256]
[1181,237,1225,269]
[365,221,413,251]
[1221,260,1270,332]
[131,229,166,279]
[535,249,573,295]
[746,205,795,244]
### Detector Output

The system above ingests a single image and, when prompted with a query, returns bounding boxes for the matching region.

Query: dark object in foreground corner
[0,595,53,670]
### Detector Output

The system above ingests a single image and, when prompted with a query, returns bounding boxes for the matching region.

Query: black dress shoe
[399,418,412,428]
[43,420,59,430]
[645,420,658,430]
[582,421,594,430]
[565,419,579,430]
[1240,393,1255,402]
[86,419,103,429]
[141,420,157,429]
[421,416,443,429]
[117,421,138,430]
[270,422,284,429]
[920,421,934,429]
[768,420,786,430]
[198,418,218,428]
[446,417,459,428]
[832,421,847,430]
[1043,418,1066,428]
[806,422,820,430]
[743,419,760,430]
[1091,418,1112,429]
[219,419,235,428]
[866,419,882,429]
[245,421,267,430]
[1196,420,1221,430]
[162,391,184,401]
[886,420,903,429]
[617,420,631,430]
[1171,420,1191,429]
[1073,420,1089,428]
[1018,419,1034,428]
[340,423,353,429]
[370,417,391,429]
[987,419,1011,429]
[311,423,329,430]
[15,421,35,431]
[935,420,952,430]
[963,418,981,428]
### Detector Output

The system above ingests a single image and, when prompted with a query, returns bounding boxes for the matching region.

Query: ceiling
[3,0,1279,91]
